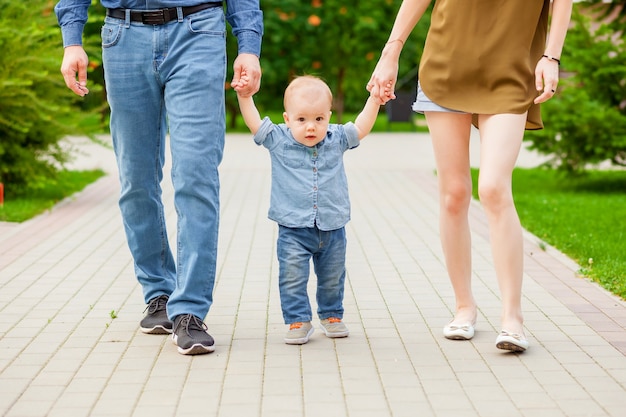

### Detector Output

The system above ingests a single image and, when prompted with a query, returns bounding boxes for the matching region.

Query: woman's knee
[440,182,472,215]
[477,180,512,211]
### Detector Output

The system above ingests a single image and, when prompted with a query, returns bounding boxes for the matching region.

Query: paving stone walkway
[1,132,625,417]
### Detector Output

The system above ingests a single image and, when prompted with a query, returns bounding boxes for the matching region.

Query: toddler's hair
[283,75,333,110]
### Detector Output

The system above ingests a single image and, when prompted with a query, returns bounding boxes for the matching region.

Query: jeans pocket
[101,20,123,48]
[187,8,225,36]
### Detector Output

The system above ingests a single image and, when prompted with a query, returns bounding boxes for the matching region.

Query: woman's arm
[367,0,432,104]
[534,0,573,104]
[545,0,574,59]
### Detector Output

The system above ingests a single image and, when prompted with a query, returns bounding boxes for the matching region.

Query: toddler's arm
[237,95,263,135]
[233,69,263,134]
[354,95,382,140]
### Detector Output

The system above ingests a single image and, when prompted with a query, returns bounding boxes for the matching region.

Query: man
[55,0,263,355]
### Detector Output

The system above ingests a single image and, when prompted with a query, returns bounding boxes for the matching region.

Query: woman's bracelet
[542,54,561,65]
[386,39,404,47]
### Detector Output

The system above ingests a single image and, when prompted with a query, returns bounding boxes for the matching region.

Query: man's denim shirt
[254,117,360,231]
[54,0,263,56]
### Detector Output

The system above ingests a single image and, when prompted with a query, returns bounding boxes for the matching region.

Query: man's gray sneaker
[139,295,172,334]
[172,314,215,355]
[284,322,314,345]
[320,318,349,338]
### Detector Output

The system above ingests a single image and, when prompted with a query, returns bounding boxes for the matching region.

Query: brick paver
[0,133,624,417]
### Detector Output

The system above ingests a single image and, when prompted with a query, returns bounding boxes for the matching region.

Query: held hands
[231,69,250,95]
[366,51,400,105]
[366,79,394,105]
[61,45,90,97]
[534,56,560,104]
[232,64,262,135]
[231,53,261,97]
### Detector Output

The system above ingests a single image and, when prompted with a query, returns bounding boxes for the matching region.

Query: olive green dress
[419,0,550,129]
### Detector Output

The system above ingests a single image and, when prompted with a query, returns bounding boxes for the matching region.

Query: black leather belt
[106,2,222,25]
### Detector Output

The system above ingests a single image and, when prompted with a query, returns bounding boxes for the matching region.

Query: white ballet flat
[443,321,475,340]
[495,330,529,352]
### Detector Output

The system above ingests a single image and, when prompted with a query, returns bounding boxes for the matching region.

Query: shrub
[0,0,99,193]
[525,7,626,173]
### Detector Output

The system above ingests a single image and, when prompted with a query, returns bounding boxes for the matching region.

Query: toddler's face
[283,93,331,147]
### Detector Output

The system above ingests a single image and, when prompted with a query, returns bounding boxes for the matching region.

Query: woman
[368,0,573,352]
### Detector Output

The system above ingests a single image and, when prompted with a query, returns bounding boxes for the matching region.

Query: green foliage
[229,0,430,121]
[587,0,626,28]
[525,6,626,172]
[0,0,101,190]
[471,167,626,300]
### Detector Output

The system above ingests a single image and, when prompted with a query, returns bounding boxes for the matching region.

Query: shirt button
[313,167,317,172]
[313,186,318,191]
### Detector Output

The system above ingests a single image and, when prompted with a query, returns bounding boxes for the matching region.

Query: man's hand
[61,45,90,96]
[231,53,261,98]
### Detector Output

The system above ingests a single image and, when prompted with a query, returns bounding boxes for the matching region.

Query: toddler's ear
[282,112,290,125]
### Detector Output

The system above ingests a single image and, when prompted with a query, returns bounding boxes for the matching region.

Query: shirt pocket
[282,144,308,169]
[316,143,340,170]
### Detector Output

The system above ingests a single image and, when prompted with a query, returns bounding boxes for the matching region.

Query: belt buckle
[142,9,166,25]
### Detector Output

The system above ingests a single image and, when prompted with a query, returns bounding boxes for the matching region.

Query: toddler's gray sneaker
[284,322,314,345]
[320,318,349,338]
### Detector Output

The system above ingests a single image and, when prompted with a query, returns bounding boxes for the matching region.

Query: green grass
[0,169,106,223]
[471,168,626,299]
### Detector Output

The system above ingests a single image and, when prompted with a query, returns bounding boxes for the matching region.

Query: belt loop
[124,9,131,28]
[176,7,183,22]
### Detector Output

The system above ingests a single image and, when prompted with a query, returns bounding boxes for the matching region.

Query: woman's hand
[367,43,402,105]
[534,56,560,104]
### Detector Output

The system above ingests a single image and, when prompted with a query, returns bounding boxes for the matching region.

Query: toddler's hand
[231,69,250,93]
[368,81,393,105]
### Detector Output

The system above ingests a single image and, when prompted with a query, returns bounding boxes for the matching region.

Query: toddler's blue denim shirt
[254,117,360,231]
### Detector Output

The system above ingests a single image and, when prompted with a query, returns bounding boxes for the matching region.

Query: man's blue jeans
[277,225,347,324]
[101,7,226,320]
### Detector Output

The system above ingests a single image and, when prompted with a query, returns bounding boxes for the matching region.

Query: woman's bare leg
[425,112,477,326]
[476,113,526,337]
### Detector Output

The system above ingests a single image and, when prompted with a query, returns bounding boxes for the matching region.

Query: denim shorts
[412,81,466,114]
